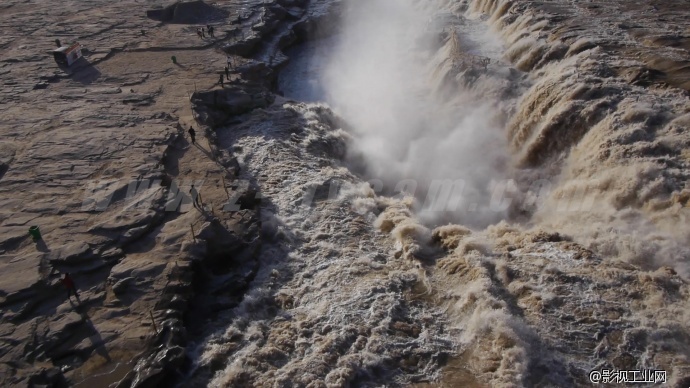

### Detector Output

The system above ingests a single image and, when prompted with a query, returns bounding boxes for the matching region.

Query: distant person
[62,273,80,301]
[190,185,201,208]
[219,74,224,87]
[201,27,205,38]
[224,66,229,80]
[207,25,214,37]
[188,126,196,145]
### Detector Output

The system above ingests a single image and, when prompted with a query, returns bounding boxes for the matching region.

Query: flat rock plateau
[0,0,328,385]
[0,0,689,387]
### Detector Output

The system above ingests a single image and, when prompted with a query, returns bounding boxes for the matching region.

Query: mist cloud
[321,0,511,227]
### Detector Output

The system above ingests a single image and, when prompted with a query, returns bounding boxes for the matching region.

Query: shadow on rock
[191,86,274,128]
[59,57,102,85]
[35,239,50,253]
[146,1,229,24]
[78,309,113,363]
[28,367,69,388]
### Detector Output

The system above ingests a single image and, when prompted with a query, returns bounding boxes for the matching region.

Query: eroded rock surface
[0,0,302,385]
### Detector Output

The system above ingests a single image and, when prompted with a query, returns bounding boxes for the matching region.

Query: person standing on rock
[208,25,214,37]
[62,273,80,302]
[219,73,224,87]
[224,66,229,80]
[188,126,196,145]
[201,27,205,38]
[190,185,202,209]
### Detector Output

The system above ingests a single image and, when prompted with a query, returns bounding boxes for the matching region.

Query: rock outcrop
[146,1,230,24]
[191,86,275,127]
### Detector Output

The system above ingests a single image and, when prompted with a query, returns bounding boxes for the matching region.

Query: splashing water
[188,0,690,385]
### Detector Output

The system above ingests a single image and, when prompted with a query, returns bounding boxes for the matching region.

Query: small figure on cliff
[190,185,202,208]
[219,73,224,87]
[201,27,205,38]
[62,273,80,302]
[188,126,196,145]
[207,25,214,37]
[224,66,229,80]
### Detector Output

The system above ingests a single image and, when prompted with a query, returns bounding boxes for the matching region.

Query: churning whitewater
[186,0,690,386]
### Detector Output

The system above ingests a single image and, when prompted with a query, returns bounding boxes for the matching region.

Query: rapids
[185,0,690,385]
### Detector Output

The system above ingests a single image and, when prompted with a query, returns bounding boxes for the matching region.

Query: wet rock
[236,61,275,83]
[252,17,282,36]
[27,367,68,388]
[162,309,182,320]
[146,1,229,24]
[233,186,262,210]
[122,318,188,388]
[124,345,186,388]
[196,218,254,274]
[278,0,309,7]
[292,1,342,40]
[223,34,264,58]
[191,87,274,127]
[268,4,291,21]
[163,295,187,311]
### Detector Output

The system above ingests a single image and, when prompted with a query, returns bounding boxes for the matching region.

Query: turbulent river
[184,0,690,386]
